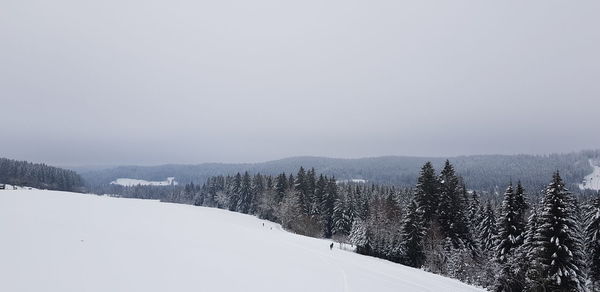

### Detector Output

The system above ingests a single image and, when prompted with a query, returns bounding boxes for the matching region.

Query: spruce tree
[333,191,353,238]
[585,194,600,288]
[275,173,288,202]
[494,183,529,292]
[320,177,337,238]
[437,160,470,248]
[514,181,529,224]
[495,183,523,262]
[295,167,309,214]
[479,201,497,252]
[529,172,587,291]
[400,200,427,268]
[414,162,440,223]
[229,173,242,211]
[238,171,253,213]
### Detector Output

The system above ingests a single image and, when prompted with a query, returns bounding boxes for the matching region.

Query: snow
[578,159,600,191]
[0,184,37,190]
[336,178,367,184]
[0,190,485,292]
[110,177,178,186]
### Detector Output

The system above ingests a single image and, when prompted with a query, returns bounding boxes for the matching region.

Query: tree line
[0,157,85,192]
[158,161,599,291]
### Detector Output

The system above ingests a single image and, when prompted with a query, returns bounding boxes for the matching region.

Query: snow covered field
[0,190,484,292]
[579,159,600,191]
[110,177,178,186]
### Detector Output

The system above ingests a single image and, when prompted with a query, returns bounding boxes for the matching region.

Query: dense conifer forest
[79,150,600,193]
[0,158,85,192]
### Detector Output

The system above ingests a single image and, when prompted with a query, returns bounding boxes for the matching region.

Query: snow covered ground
[110,177,178,186]
[579,159,600,191]
[336,179,367,184]
[0,190,484,292]
[0,184,37,190]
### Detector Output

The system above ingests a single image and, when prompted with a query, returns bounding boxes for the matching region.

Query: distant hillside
[0,158,85,192]
[78,150,600,193]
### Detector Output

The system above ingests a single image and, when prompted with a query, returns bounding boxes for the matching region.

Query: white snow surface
[0,190,485,292]
[336,179,367,184]
[110,177,178,186]
[579,159,600,191]
[0,184,37,190]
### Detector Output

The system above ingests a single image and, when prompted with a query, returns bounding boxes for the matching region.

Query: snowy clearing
[0,184,37,190]
[0,190,484,292]
[579,159,600,191]
[110,177,178,186]
[336,179,367,184]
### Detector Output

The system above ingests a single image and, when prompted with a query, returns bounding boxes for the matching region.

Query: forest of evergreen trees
[79,150,600,193]
[0,158,85,192]
[160,161,600,292]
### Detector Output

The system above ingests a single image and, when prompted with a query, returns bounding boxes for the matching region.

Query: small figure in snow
[262,223,264,227]
[330,243,334,250]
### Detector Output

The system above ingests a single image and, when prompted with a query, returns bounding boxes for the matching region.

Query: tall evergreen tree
[319,177,337,238]
[585,194,600,288]
[229,173,242,211]
[238,172,253,213]
[479,201,498,251]
[295,167,308,214]
[528,172,587,291]
[333,190,353,238]
[414,162,440,223]
[495,183,524,262]
[275,173,288,202]
[494,183,530,292]
[437,160,470,248]
[400,200,427,268]
[514,181,529,223]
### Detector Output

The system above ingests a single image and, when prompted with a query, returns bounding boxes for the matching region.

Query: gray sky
[1,0,599,166]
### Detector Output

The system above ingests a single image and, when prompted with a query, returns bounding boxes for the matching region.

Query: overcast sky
[1,0,599,166]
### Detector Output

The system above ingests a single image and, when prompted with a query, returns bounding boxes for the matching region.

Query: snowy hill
[0,190,484,292]
[110,177,178,186]
[579,159,600,191]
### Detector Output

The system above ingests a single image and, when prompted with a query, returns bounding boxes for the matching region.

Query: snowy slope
[0,190,484,292]
[110,177,178,186]
[579,159,600,191]
[0,184,37,190]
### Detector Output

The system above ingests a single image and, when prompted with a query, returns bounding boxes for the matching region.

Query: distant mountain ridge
[77,150,600,193]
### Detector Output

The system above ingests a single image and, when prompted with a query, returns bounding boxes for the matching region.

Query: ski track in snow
[0,190,485,292]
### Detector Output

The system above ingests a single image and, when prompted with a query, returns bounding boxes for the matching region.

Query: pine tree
[528,172,587,291]
[333,191,353,238]
[350,219,371,255]
[414,162,440,223]
[238,172,253,213]
[314,174,327,220]
[479,201,498,251]
[251,173,264,214]
[514,181,529,224]
[585,194,600,288]
[275,173,288,202]
[494,183,530,292]
[400,200,427,268]
[468,191,483,245]
[320,177,337,238]
[437,160,470,248]
[295,167,308,214]
[523,205,543,290]
[495,183,523,262]
[229,173,242,211]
